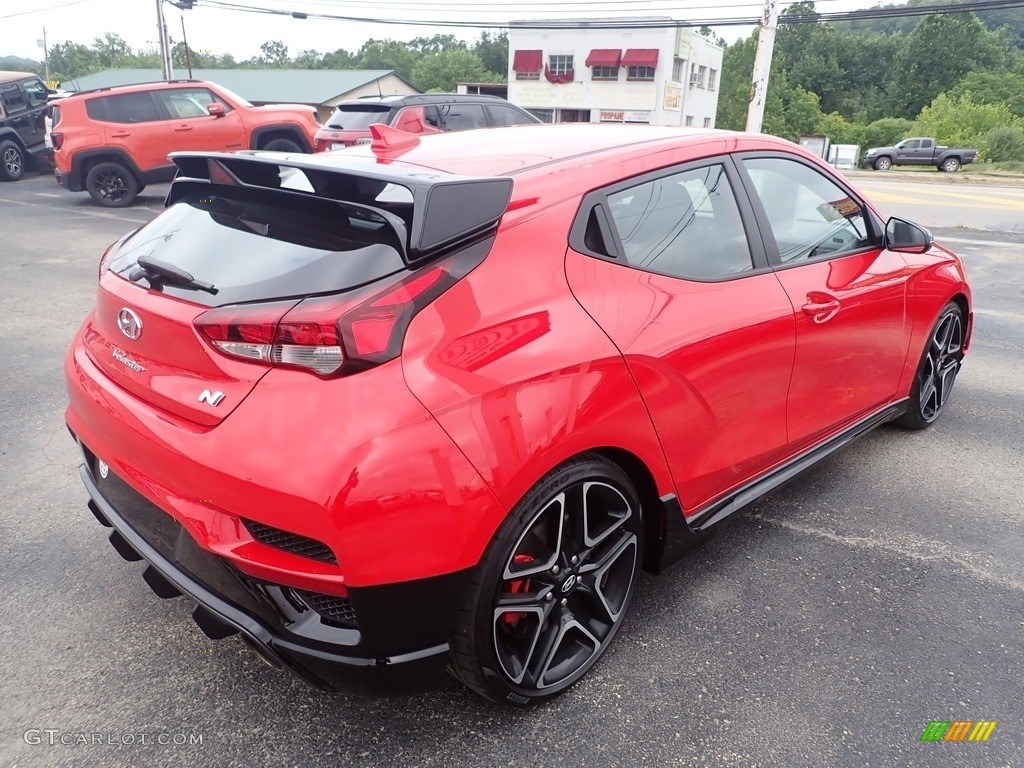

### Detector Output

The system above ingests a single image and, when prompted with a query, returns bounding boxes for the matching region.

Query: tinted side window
[485,104,536,127]
[88,93,162,124]
[742,157,871,264]
[606,164,754,279]
[157,88,228,119]
[21,79,48,107]
[439,103,487,131]
[1,84,26,113]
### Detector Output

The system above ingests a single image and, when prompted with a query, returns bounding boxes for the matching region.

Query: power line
[193,0,1024,28]
[0,0,100,20]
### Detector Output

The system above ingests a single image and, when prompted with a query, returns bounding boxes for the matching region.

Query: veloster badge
[112,347,145,373]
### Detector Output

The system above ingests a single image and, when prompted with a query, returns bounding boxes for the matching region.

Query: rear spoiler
[166,151,514,264]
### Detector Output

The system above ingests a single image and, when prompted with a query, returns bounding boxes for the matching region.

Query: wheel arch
[249,124,312,152]
[0,129,28,152]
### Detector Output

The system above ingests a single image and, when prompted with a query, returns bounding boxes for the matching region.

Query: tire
[897,301,965,430]
[0,140,25,181]
[261,137,302,153]
[85,161,139,207]
[449,453,644,706]
[873,156,892,171]
[941,157,961,173]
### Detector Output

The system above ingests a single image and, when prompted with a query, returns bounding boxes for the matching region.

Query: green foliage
[473,31,508,76]
[889,13,1010,116]
[354,39,418,81]
[983,125,1024,162]
[948,70,1024,116]
[913,93,1020,154]
[411,50,494,92]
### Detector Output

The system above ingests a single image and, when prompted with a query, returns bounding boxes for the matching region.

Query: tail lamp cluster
[195,263,453,376]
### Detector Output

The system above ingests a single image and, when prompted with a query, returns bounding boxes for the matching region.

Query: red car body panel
[63,124,973,692]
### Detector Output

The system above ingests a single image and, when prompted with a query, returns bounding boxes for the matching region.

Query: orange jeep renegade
[52,79,320,207]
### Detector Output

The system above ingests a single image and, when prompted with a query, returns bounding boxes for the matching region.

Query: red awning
[585,49,622,68]
[512,49,543,73]
[621,49,659,68]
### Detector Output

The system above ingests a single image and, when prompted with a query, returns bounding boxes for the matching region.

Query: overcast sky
[1,0,869,63]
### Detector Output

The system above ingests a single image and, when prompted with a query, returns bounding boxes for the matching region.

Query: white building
[507,19,723,128]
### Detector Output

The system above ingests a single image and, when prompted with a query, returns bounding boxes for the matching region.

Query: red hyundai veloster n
[65,124,972,704]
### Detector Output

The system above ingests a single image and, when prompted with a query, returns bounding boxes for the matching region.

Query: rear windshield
[107,187,407,307]
[325,104,395,130]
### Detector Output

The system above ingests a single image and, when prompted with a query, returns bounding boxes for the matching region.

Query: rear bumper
[75,447,467,693]
[55,166,82,192]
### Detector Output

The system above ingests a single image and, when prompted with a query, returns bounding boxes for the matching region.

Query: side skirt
[650,399,909,573]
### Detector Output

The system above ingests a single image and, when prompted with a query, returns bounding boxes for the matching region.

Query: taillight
[50,132,64,150]
[312,138,330,153]
[195,247,484,376]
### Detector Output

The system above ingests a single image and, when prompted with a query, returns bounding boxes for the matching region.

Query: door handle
[802,295,841,323]
[110,130,131,138]
[174,125,193,132]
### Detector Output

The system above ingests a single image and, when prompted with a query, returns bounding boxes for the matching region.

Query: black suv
[0,71,51,181]
[312,93,541,152]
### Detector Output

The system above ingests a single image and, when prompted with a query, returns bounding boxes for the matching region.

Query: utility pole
[745,0,781,133]
[155,0,174,79]
[42,27,50,86]
[180,15,193,78]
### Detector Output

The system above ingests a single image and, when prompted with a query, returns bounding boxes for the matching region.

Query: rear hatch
[84,151,512,427]
[315,103,396,149]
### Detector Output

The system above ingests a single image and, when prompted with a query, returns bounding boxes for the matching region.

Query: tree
[913,93,1021,152]
[890,13,1010,117]
[948,70,1024,116]
[408,34,466,55]
[473,31,508,77]
[293,49,323,68]
[91,33,133,69]
[356,39,417,81]
[258,40,290,67]
[48,41,98,79]
[412,50,494,92]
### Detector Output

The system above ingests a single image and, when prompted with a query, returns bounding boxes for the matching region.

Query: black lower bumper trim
[78,464,457,694]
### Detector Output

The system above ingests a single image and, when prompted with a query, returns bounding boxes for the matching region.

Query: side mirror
[885,217,934,254]
[207,103,225,118]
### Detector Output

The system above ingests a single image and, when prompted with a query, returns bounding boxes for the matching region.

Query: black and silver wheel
[86,161,139,207]
[261,137,303,153]
[0,140,25,181]
[873,156,892,171]
[898,301,965,430]
[941,157,961,173]
[450,454,643,705]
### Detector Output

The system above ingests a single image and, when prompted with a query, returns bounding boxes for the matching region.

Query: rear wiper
[130,255,218,295]
[327,123,343,129]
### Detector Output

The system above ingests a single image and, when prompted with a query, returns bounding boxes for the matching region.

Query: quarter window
[741,157,872,264]
[606,164,754,279]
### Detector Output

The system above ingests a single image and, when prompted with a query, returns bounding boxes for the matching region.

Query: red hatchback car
[65,124,971,705]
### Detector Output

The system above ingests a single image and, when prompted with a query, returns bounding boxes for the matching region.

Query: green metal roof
[67,69,415,104]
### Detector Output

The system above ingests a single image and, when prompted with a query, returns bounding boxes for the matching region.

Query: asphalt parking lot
[1,170,1021,767]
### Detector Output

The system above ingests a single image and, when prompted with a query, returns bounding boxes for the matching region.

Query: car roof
[289,123,807,207]
[0,71,40,85]
[63,79,209,100]
[335,93,524,108]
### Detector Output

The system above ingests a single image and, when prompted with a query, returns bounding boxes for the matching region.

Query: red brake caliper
[503,553,536,627]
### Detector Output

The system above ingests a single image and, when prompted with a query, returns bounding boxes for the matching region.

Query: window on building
[627,66,656,81]
[558,109,591,123]
[685,115,694,126]
[672,58,686,82]
[708,68,718,91]
[512,49,542,80]
[592,66,619,81]
[704,117,712,128]
[697,65,707,87]
[528,108,555,123]
[549,55,574,77]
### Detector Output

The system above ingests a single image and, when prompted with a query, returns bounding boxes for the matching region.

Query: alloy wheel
[492,481,638,691]
[92,169,130,204]
[3,146,22,177]
[919,311,963,422]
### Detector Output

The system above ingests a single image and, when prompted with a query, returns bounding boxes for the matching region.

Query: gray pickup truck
[865,137,978,172]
